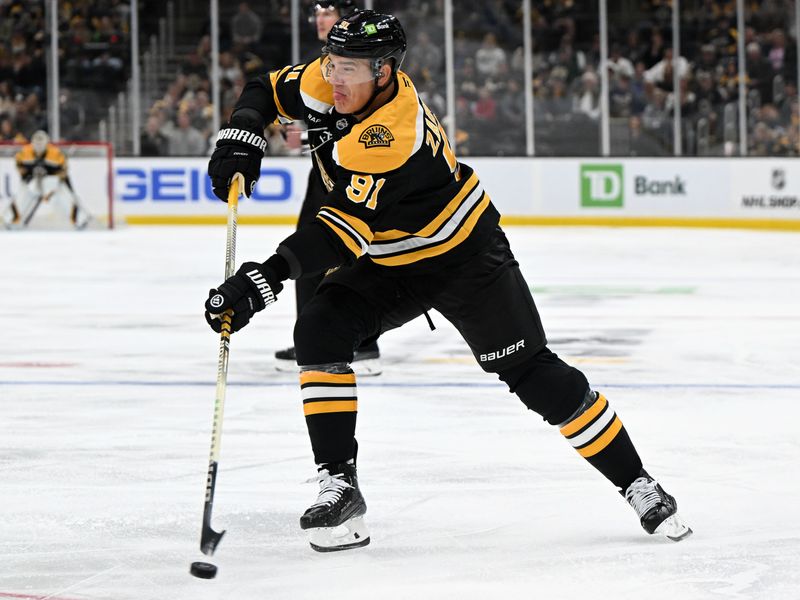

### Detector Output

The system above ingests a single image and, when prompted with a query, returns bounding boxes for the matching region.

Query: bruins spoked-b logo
[359,124,394,149]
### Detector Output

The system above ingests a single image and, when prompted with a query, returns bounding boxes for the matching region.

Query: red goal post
[0,140,115,229]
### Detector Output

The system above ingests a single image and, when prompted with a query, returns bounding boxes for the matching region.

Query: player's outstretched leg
[499,348,691,541]
[557,390,692,541]
[300,458,370,552]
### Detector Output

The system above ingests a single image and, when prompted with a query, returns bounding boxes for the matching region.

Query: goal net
[0,141,114,229]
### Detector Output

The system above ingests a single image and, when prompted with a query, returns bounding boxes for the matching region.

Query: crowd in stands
[1,0,133,143]
[3,0,798,156]
[389,0,799,156]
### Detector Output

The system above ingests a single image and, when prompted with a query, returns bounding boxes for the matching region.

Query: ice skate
[623,470,692,542]
[72,206,92,230]
[276,343,382,376]
[300,460,370,552]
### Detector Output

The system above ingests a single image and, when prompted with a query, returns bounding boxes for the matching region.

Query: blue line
[1,380,799,390]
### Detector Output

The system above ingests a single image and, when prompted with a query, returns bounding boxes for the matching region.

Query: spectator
[472,86,497,121]
[766,29,790,74]
[608,43,634,80]
[1,116,25,142]
[746,41,775,103]
[642,29,666,69]
[219,51,243,83]
[231,2,262,47]
[475,32,507,80]
[644,47,690,91]
[627,115,666,156]
[610,73,634,118]
[574,70,601,120]
[167,112,207,156]
[406,31,443,79]
[140,115,169,156]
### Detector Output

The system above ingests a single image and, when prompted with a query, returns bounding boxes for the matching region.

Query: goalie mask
[31,130,50,155]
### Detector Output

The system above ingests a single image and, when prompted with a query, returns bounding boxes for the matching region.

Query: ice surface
[1,225,799,599]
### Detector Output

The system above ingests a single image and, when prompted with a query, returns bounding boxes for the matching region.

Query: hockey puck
[190,561,218,579]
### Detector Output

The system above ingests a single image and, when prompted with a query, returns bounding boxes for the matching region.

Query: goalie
[2,131,90,229]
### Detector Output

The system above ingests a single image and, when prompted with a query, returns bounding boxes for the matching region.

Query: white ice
[1,225,799,600]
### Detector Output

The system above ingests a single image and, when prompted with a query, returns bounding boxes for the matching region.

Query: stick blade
[201,527,226,556]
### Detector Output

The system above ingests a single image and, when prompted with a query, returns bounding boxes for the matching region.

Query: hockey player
[273,0,383,376]
[2,130,90,230]
[205,11,692,552]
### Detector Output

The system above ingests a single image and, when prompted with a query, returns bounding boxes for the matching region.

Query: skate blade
[655,513,693,542]
[351,358,382,377]
[274,358,299,373]
[308,516,371,552]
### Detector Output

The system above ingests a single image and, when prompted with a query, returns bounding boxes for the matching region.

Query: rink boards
[110,156,800,229]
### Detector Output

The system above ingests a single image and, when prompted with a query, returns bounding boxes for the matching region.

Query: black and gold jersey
[16,143,67,179]
[236,57,500,277]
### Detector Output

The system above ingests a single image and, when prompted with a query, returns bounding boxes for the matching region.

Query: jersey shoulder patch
[333,73,423,174]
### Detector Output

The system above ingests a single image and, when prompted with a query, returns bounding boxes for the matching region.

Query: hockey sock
[301,368,358,464]
[558,391,643,490]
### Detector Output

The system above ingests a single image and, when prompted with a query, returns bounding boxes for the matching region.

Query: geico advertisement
[115,157,309,215]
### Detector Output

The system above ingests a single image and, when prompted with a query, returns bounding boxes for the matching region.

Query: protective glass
[321,54,376,85]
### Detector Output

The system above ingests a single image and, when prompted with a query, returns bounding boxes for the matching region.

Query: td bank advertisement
[533,158,800,221]
[537,159,727,216]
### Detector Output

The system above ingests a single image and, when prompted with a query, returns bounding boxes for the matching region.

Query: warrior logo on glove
[204,262,283,333]
[209,294,225,309]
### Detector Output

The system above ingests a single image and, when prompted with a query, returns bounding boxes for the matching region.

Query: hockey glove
[208,117,267,202]
[204,262,283,333]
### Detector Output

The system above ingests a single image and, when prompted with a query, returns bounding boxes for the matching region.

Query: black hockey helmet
[323,10,407,79]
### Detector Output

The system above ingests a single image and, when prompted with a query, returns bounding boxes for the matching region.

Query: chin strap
[350,71,396,117]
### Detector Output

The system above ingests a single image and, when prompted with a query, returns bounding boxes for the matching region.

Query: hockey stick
[21,175,51,227]
[199,172,243,556]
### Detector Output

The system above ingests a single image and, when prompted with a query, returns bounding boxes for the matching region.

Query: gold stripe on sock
[577,416,623,457]
[303,400,358,416]
[559,393,608,437]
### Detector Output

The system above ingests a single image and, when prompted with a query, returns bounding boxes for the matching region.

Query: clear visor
[321,54,376,85]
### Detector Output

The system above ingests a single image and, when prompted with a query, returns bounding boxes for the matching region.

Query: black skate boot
[623,469,692,541]
[275,343,382,376]
[300,460,370,552]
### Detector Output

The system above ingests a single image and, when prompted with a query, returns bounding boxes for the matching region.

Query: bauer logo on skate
[480,339,525,362]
